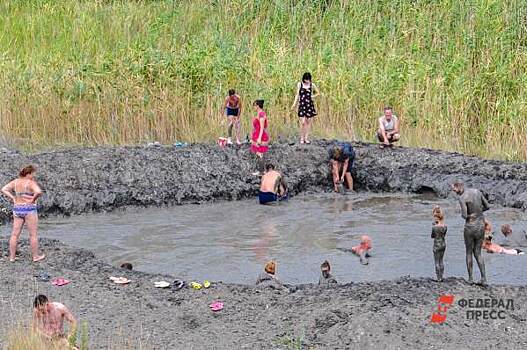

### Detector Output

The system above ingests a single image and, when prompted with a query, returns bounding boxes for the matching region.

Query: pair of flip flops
[51,277,70,287]
[190,280,211,290]
[209,301,224,312]
[34,271,51,282]
[172,279,186,291]
[154,281,171,288]
[109,276,131,285]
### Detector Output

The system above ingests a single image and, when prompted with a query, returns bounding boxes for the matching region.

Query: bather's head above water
[264,260,276,275]
[501,224,512,237]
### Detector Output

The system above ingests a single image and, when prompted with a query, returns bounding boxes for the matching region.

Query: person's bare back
[260,170,281,193]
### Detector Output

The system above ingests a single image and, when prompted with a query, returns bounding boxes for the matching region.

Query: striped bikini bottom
[13,204,38,218]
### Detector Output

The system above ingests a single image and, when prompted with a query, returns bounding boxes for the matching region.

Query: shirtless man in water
[33,294,78,348]
[258,164,288,205]
[452,181,489,285]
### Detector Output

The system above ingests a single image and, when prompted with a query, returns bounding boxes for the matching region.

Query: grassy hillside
[0,0,526,159]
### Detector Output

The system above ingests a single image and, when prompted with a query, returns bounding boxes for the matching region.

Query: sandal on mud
[109,276,131,285]
[172,279,186,291]
[209,301,224,312]
[33,254,46,263]
[154,281,171,288]
[51,277,70,287]
[34,271,51,282]
[203,280,211,288]
[190,282,203,290]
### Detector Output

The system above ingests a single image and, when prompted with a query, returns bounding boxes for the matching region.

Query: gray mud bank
[1,239,526,349]
[1,141,527,221]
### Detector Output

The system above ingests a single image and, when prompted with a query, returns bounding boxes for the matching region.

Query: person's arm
[1,181,15,202]
[459,197,468,220]
[257,116,264,144]
[392,117,400,135]
[29,182,43,203]
[223,97,229,115]
[62,306,77,342]
[481,192,490,212]
[378,118,388,144]
[431,226,436,239]
[312,83,320,98]
[341,158,349,181]
[237,95,242,118]
[280,175,288,194]
[291,83,300,109]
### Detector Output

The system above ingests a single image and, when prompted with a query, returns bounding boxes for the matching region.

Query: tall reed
[0,0,525,160]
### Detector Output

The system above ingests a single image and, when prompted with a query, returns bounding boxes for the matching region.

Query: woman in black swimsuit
[291,72,319,144]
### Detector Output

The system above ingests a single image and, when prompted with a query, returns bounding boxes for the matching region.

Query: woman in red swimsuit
[250,100,269,175]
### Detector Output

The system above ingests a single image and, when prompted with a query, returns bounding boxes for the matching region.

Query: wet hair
[383,106,393,111]
[432,205,444,223]
[228,89,235,96]
[302,72,312,82]
[332,146,342,160]
[266,163,275,171]
[253,99,264,109]
[33,294,48,308]
[120,263,133,270]
[19,165,36,177]
[452,181,464,190]
[264,260,276,275]
[501,224,512,236]
[321,260,331,271]
[484,219,493,240]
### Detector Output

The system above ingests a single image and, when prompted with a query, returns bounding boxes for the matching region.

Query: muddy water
[7,193,527,285]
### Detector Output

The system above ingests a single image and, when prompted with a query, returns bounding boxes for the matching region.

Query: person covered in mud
[256,260,282,288]
[452,181,489,285]
[328,141,355,193]
[377,106,400,148]
[499,224,527,247]
[121,262,133,270]
[259,163,288,205]
[250,99,270,176]
[1,165,45,263]
[318,260,337,286]
[351,235,372,265]
[291,72,320,144]
[33,294,78,349]
[223,89,242,145]
[431,206,447,282]
[482,220,524,255]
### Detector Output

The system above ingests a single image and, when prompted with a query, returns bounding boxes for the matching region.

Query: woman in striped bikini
[1,165,45,262]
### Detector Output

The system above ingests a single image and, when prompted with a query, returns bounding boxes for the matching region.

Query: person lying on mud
[259,163,288,205]
[33,294,78,349]
[1,165,45,263]
[431,206,447,282]
[499,224,527,247]
[328,141,355,193]
[351,235,372,265]
[319,260,337,286]
[256,260,282,288]
[482,220,524,255]
[224,89,242,145]
[377,106,400,148]
[452,181,489,285]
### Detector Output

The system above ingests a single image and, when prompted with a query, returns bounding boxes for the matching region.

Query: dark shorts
[226,107,239,116]
[258,191,288,205]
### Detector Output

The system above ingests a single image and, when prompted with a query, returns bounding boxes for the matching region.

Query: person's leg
[227,116,234,143]
[434,248,445,281]
[8,217,24,261]
[473,230,487,285]
[464,226,474,283]
[389,133,400,145]
[331,160,340,192]
[299,117,306,142]
[234,116,241,144]
[377,130,384,143]
[304,118,312,143]
[26,213,45,261]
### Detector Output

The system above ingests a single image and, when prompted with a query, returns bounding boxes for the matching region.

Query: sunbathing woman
[1,165,45,262]
[431,206,447,281]
[351,235,372,265]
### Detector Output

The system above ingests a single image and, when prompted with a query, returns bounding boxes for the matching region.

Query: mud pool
[3,193,526,285]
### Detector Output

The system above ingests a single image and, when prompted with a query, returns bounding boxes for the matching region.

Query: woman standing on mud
[250,99,269,175]
[291,72,319,144]
[431,206,447,281]
[1,165,45,262]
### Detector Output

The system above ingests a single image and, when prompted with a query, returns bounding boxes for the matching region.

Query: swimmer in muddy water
[452,181,489,285]
[499,224,527,247]
[224,89,242,145]
[259,163,288,205]
[1,165,45,263]
[328,142,355,193]
[482,220,524,255]
[33,294,78,349]
[256,260,282,288]
[319,260,337,285]
[351,235,372,265]
[121,262,133,270]
[431,206,447,282]
[377,106,400,148]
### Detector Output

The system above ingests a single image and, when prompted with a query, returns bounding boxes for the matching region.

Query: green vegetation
[0,0,526,159]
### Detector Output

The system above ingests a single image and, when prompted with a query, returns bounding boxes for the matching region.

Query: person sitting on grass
[256,260,282,288]
[318,260,337,286]
[328,141,355,193]
[377,106,400,148]
[33,294,78,349]
[258,163,288,205]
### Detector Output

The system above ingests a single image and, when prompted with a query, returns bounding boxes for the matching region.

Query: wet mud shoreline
[0,239,526,349]
[1,141,526,222]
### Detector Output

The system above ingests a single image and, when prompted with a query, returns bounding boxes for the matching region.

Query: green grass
[0,0,526,159]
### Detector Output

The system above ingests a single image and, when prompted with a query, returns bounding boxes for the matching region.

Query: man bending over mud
[452,181,489,285]
[259,164,288,205]
[33,294,78,349]
[328,141,355,193]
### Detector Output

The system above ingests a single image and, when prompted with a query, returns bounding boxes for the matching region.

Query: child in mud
[482,221,524,255]
[256,260,282,288]
[431,206,447,282]
[318,260,337,285]
[250,99,270,176]
[223,89,242,145]
[351,235,372,265]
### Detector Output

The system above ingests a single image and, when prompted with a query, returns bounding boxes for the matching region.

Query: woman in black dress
[291,72,320,144]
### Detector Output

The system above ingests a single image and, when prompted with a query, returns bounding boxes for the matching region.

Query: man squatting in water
[452,181,489,285]
[258,163,288,205]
